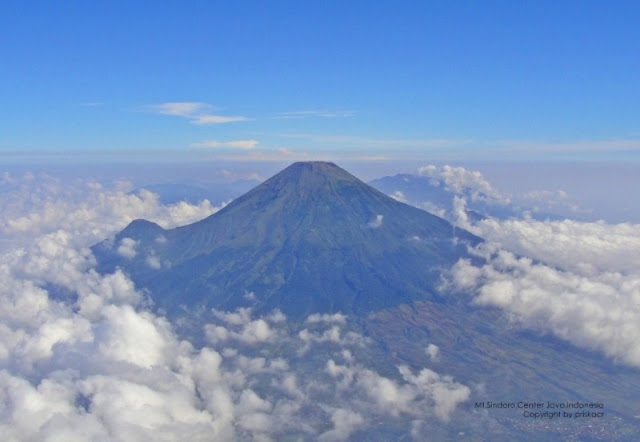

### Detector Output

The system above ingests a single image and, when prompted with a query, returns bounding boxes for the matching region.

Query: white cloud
[368,214,383,229]
[0,171,478,440]
[191,139,259,149]
[318,409,364,441]
[448,202,640,368]
[116,238,138,259]
[417,165,508,203]
[299,326,342,345]
[146,253,162,269]
[0,176,223,249]
[146,102,248,125]
[306,313,347,324]
[206,308,278,345]
[96,305,172,369]
[397,366,471,422]
[212,307,252,326]
[452,251,640,368]
[148,102,209,116]
[419,201,447,218]
[326,360,470,422]
[452,196,470,228]
[390,190,407,202]
[426,344,440,362]
[466,217,640,275]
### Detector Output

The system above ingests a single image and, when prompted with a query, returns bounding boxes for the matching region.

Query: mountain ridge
[94,161,480,319]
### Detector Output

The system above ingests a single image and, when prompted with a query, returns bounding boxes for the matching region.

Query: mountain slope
[94,162,479,319]
[92,161,640,438]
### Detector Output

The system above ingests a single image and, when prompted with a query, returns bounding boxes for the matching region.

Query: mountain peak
[261,161,358,191]
[286,161,340,170]
[95,162,480,319]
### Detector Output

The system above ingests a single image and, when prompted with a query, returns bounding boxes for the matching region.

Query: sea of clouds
[0,171,470,441]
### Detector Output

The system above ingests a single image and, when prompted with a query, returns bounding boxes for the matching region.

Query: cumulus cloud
[448,192,640,368]
[417,165,508,203]
[426,344,440,362]
[368,214,383,228]
[464,217,640,275]
[146,253,162,269]
[205,311,276,345]
[0,175,223,249]
[306,313,347,324]
[0,171,476,440]
[390,190,407,202]
[116,238,138,259]
[452,250,640,367]
[326,359,470,422]
[318,409,364,441]
[199,306,470,437]
[205,319,274,344]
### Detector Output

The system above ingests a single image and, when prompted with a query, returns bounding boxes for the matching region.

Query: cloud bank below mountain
[0,172,470,441]
[449,192,640,368]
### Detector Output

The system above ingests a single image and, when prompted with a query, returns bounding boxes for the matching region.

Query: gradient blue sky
[1,1,639,161]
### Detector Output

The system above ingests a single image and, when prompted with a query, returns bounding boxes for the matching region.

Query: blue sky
[1,1,639,161]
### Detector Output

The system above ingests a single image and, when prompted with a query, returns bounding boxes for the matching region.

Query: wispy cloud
[273,110,355,119]
[150,102,207,116]
[190,115,247,124]
[278,133,472,149]
[191,139,259,149]
[146,102,248,125]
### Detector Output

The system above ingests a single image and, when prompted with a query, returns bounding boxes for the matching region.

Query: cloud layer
[0,171,471,440]
[449,190,640,368]
[1,174,221,249]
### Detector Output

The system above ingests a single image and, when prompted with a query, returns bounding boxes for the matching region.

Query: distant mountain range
[94,162,640,440]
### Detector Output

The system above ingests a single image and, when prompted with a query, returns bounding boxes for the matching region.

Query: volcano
[94,161,479,319]
[93,161,640,439]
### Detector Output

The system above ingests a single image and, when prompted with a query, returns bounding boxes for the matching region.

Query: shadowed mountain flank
[94,162,479,319]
